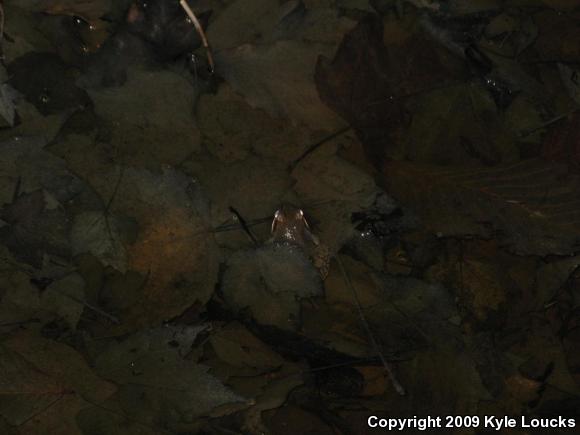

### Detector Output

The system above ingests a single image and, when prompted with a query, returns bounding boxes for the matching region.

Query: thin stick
[179,0,215,73]
[228,206,259,246]
[519,108,579,138]
[0,2,4,47]
[52,288,120,324]
[289,126,352,171]
[336,256,405,395]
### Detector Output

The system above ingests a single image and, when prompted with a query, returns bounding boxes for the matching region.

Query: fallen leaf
[93,325,247,429]
[0,190,70,268]
[0,136,97,208]
[17,0,111,22]
[532,9,580,63]
[8,52,90,116]
[384,158,580,255]
[210,322,285,371]
[70,211,129,272]
[216,40,344,132]
[222,244,322,330]
[0,330,116,432]
[558,63,580,106]
[102,167,219,333]
[315,13,464,163]
[84,67,202,167]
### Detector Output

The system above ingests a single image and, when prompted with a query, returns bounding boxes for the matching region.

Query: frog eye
[271,210,281,233]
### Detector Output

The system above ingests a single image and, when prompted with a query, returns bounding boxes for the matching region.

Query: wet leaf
[401,82,517,164]
[291,136,383,253]
[216,40,343,131]
[209,322,285,371]
[384,158,580,255]
[315,13,464,163]
[0,136,97,208]
[16,0,111,22]
[93,326,247,429]
[8,52,90,116]
[102,167,219,333]
[0,330,116,432]
[535,256,580,307]
[84,67,202,166]
[0,66,17,127]
[542,113,580,170]
[558,63,580,106]
[207,0,285,50]
[0,190,70,268]
[196,83,315,165]
[70,211,128,272]
[532,9,580,63]
[222,245,322,330]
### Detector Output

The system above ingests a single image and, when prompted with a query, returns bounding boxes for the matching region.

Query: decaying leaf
[401,82,517,165]
[101,167,219,333]
[70,211,128,272]
[8,52,91,116]
[222,244,323,330]
[0,66,17,127]
[558,63,580,106]
[206,0,285,50]
[315,13,404,161]
[216,40,343,132]
[542,112,580,170]
[84,67,202,167]
[14,0,111,22]
[385,158,580,255]
[209,322,285,371]
[0,190,71,268]
[315,13,463,163]
[532,9,580,63]
[292,142,383,253]
[196,83,314,165]
[0,136,95,208]
[0,330,116,433]
[93,325,247,429]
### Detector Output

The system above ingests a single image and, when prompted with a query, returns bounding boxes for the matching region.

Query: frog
[269,204,330,279]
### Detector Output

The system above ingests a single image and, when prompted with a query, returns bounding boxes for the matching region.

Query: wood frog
[269,204,330,279]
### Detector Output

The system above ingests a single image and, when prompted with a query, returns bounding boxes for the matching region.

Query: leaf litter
[2,0,580,433]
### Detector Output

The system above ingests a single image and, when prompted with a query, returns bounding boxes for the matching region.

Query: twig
[228,206,259,246]
[289,126,352,171]
[336,256,406,395]
[52,288,120,324]
[179,0,215,73]
[519,108,580,138]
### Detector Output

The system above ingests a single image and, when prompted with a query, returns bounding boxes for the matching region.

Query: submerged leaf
[0,190,70,268]
[93,326,247,428]
[216,41,343,131]
[0,331,115,432]
[385,159,580,255]
[70,211,128,272]
[102,167,219,333]
[222,244,323,330]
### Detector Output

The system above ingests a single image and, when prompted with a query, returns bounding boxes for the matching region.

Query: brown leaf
[532,9,580,63]
[0,190,71,268]
[315,13,465,164]
[0,330,116,432]
[315,14,405,163]
[542,113,580,171]
[384,158,580,255]
[102,167,219,334]
[40,0,111,22]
